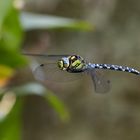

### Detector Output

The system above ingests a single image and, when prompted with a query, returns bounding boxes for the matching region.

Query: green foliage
[13,83,70,122]
[0,1,93,139]
[0,47,26,68]
[0,99,22,140]
[0,0,13,29]
[0,1,26,140]
[0,0,26,69]
[45,91,70,122]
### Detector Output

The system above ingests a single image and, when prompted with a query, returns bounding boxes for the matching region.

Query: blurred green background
[0,0,140,140]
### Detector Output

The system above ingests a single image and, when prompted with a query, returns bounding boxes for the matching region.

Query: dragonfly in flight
[24,53,140,93]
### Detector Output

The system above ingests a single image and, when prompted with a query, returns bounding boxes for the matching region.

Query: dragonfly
[24,53,140,93]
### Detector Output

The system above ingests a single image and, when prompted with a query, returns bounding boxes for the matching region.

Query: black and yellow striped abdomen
[88,63,140,75]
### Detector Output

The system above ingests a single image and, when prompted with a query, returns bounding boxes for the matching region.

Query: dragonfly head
[58,55,86,72]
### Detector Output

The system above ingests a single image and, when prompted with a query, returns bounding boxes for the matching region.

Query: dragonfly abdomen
[88,63,140,75]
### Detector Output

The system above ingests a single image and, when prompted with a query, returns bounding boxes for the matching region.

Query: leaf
[0,47,27,68]
[20,12,93,31]
[44,92,70,122]
[0,65,14,87]
[0,65,14,78]
[1,7,23,50]
[12,83,70,122]
[0,99,22,140]
[0,0,13,30]
[0,0,26,68]
[13,83,46,96]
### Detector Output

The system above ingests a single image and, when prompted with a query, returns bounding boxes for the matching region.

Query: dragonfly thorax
[57,55,86,73]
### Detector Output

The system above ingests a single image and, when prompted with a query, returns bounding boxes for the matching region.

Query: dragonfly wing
[33,63,82,82]
[89,70,110,93]
[23,53,70,64]
[24,53,82,82]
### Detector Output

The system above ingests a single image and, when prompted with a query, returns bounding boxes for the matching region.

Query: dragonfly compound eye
[57,60,63,70]
[58,59,69,71]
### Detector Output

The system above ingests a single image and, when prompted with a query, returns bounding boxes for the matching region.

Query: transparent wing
[33,62,82,82]
[24,53,110,92]
[24,53,82,82]
[23,53,70,64]
[89,70,110,93]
